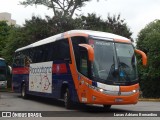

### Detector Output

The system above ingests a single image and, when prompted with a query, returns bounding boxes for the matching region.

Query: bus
[12,30,147,110]
[0,58,11,89]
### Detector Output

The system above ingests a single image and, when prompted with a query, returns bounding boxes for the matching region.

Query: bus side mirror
[8,66,12,75]
[78,44,94,62]
[135,49,147,66]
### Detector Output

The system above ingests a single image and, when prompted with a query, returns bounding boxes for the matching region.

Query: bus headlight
[86,83,104,93]
[132,89,139,93]
[132,90,136,93]
[99,88,104,92]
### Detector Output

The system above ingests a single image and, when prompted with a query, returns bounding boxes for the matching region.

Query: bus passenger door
[77,47,90,103]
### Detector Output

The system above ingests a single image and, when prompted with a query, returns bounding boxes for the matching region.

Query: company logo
[29,66,52,74]
[2,112,11,117]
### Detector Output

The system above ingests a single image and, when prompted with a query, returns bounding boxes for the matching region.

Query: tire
[64,88,72,109]
[103,105,111,111]
[21,83,28,99]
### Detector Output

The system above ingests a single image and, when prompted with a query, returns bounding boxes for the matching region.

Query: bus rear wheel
[64,88,72,109]
[21,83,28,99]
[103,105,111,111]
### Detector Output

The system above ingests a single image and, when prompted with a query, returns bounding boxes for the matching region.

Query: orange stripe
[68,37,79,89]
[64,32,88,38]
[114,38,131,43]
[120,83,139,92]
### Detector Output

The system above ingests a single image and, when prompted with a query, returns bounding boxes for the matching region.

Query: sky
[0,0,160,40]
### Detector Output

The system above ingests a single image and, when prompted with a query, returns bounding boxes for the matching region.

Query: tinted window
[115,43,138,81]
[0,60,6,66]
[14,38,71,65]
[71,36,87,72]
[79,49,88,76]
[53,39,71,61]
[91,40,115,81]
[13,52,25,67]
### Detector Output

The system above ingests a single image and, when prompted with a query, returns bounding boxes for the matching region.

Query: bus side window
[32,48,37,63]
[53,39,71,62]
[42,44,50,62]
[79,49,88,77]
[25,56,32,67]
[71,36,88,73]
[47,43,54,61]
[13,59,19,67]
[13,51,25,67]
[32,46,43,63]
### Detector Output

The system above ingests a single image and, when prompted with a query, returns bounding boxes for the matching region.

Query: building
[0,12,16,25]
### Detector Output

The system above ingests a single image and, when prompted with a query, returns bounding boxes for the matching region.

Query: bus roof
[15,30,131,52]
[0,58,5,61]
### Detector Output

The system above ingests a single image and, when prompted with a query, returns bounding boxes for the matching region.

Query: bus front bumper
[88,91,139,105]
[79,84,140,105]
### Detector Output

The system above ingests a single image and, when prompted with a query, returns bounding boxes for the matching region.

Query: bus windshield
[115,43,138,82]
[0,60,6,66]
[91,40,115,81]
[0,60,7,81]
[90,38,138,85]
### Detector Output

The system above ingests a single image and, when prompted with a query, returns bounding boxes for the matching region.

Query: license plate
[115,98,123,102]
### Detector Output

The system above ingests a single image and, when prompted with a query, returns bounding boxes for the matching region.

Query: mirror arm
[135,49,147,66]
[78,44,94,62]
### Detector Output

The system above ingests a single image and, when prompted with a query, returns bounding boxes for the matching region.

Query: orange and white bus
[12,30,147,110]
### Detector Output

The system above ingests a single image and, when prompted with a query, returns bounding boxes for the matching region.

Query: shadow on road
[19,94,131,113]
[1,92,135,116]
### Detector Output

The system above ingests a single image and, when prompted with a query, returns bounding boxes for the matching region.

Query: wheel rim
[22,85,25,97]
[64,91,68,107]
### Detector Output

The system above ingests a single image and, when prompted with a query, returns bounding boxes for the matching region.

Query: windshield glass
[89,38,138,85]
[0,60,6,81]
[0,60,6,66]
[115,43,138,82]
[89,39,115,83]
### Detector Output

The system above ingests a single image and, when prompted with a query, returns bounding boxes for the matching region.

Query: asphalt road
[0,92,160,120]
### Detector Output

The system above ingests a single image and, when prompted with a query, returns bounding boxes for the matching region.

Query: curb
[139,98,160,102]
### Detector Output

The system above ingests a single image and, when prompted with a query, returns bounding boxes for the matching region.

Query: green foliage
[106,14,132,39]
[1,13,132,65]
[0,21,13,57]
[24,16,52,43]
[137,20,160,98]
[1,27,25,63]
[1,16,52,64]
[75,13,132,39]
[1,16,75,64]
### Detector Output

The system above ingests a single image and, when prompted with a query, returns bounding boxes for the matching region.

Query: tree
[75,13,132,39]
[20,0,92,17]
[0,21,13,57]
[1,27,25,64]
[46,15,76,33]
[23,16,53,43]
[137,20,160,98]
[1,16,51,64]
[106,14,132,40]
[2,13,132,64]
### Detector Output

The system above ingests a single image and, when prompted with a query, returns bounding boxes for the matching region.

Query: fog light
[92,96,96,101]
[132,90,136,93]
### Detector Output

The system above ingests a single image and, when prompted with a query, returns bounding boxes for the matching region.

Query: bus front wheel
[21,83,28,99]
[64,88,72,109]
